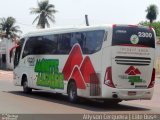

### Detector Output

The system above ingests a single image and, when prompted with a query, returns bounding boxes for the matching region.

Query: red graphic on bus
[62,44,100,90]
[125,66,141,75]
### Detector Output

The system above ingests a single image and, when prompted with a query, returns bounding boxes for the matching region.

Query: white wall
[0,38,15,70]
[155,44,160,75]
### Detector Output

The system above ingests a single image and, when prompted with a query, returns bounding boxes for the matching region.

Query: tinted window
[112,26,155,48]
[83,30,105,54]
[58,33,72,54]
[43,34,58,54]
[22,35,58,57]
[22,30,105,56]
[22,36,42,57]
[70,30,105,54]
[70,32,84,47]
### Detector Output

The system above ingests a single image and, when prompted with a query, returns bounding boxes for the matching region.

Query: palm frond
[46,4,57,14]
[10,26,22,34]
[0,16,22,39]
[47,14,55,23]
[38,0,49,11]
[30,8,41,14]
[0,18,6,24]
[46,4,54,10]
[32,15,40,24]
[6,17,16,25]
[46,9,57,15]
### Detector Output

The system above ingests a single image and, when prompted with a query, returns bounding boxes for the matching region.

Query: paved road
[0,70,160,114]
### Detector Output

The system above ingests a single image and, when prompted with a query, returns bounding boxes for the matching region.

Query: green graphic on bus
[34,59,64,89]
[128,76,145,84]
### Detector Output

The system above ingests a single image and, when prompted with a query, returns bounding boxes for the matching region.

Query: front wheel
[23,78,32,93]
[68,82,78,103]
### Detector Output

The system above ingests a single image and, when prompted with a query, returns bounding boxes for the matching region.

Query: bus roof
[22,24,152,38]
[22,25,112,38]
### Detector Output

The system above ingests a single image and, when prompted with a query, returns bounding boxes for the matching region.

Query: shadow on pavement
[4,90,150,112]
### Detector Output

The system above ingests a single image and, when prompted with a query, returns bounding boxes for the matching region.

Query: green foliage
[139,21,160,37]
[0,17,22,39]
[146,4,158,23]
[30,0,57,28]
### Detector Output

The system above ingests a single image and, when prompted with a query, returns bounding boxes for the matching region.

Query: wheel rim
[23,81,28,89]
[70,84,76,100]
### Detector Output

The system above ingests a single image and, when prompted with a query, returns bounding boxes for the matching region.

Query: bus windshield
[112,26,155,48]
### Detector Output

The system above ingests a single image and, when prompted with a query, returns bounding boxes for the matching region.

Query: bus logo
[130,34,139,44]
[34,59,64,89]
[27,57,35,66]
[125,66,145,85]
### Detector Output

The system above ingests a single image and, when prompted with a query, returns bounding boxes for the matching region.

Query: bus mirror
[9,50,13,63]
[10,44,19,64]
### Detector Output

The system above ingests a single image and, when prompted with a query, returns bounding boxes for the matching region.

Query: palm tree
[30,0,57,28]
[0,17,22,40]
[146,4,158,23]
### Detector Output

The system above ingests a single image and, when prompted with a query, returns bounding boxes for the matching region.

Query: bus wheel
[68,81,77,103]
[22,78,32,93]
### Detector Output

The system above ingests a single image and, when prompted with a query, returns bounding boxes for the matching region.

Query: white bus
[13,24,156,104]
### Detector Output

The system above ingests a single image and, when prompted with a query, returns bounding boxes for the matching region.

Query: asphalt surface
[0,70,160,114]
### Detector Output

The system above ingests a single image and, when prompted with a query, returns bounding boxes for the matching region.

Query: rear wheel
[68,81,77,103]
[22,77,32,93]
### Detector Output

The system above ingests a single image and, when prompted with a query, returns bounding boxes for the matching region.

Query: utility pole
[85,14,89,26]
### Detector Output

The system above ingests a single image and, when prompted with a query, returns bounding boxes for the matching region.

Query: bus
[12,24,156,104]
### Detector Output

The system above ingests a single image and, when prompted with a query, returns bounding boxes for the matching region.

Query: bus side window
[58,33,72,54]
[22,35,59,56]
[43,34,58,54]
[22,37,41,57]
[83,30,105,54]
[70,33,79,46]
[95,31,106,50]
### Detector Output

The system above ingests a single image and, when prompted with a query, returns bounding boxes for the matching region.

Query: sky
[0,0,160,35]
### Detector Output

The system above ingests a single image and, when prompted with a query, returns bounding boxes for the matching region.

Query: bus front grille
[115,56,151,66]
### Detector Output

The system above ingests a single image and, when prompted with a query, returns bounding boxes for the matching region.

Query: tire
[22,77,32,93]
[68,81,78,103]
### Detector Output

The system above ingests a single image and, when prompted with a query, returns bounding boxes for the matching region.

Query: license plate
[128,91,136,96]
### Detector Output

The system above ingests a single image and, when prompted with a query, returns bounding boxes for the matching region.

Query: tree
[146,4,158,23]
[0,17,22,40]
[30,0,57,28]
[139,21,160,37]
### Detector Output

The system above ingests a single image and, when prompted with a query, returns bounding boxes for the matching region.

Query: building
[156,39,160,75]
[0,38,16,70]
